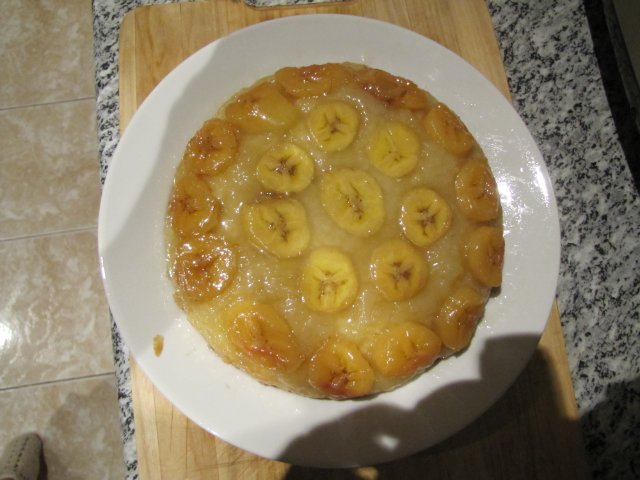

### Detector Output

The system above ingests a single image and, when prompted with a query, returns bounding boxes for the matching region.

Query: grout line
[0,372,116,393]
[0,225,97,243]
[0,96,96,112]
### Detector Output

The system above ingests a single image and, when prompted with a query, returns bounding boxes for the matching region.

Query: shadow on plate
[278,334,590,479]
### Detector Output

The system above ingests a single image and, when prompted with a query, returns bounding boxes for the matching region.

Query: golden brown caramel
[275,63,352,98]
[225,302,303,372]
[183,118,238,176]
[309,338,375,398]
[225,82,299,133]
[168,173,222,238]
[454,157,500,221]
[370,322,442,378]
[423,103,474,156]
[153,335,164,357]
[464,226,505,287]
[434,287,486,352]
[356,67,429,110]
[170,235,236,304]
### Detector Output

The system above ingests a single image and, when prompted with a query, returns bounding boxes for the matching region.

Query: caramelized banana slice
[454,158,500,221]
[225,82,299,134]
[400,187,452,247]
[275,63,351,98]
[368,121,421,178]
[225,302,303,372]
[170,236,236,303]
[309,338,375,398]
[423,103,474,156]
[356,67,429,110]
[434,287,486,352]
[301,247,359,313]
[371,322,442,378]
[320,169,385,237]
[371,239,429,301]
[242,198,310,258]
[307,101,360,152]
[168,174,222,238]
[183,118,238,176]
[256,143,314,193]
[464,226,504,287]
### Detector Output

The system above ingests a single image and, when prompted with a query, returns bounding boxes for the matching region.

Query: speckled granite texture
[93,0,640,478]
[487,2,640,477]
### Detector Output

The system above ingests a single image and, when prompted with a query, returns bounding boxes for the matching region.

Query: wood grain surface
[118,1,590,478]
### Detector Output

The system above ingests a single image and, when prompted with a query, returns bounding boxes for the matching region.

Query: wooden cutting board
[118,1,590,478]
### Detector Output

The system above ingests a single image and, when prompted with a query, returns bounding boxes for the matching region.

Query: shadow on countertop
[581,376,640,479]
[583,0,640,193]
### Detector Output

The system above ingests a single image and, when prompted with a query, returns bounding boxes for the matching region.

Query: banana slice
[434,286,486,352]
[225,301,303,373]
[309,338,375,398]
[225,82,299,134]
[275,63,351,98]
[356,67,429,110]
[464,226,504,287]
[242,198,310,258]
[370,322,442,378]
[423,103,474,156]
[400,187,452,247]
[454,158,500,221]
[301,247,359,313]
[371,239,429,301]
[307,101,360,152]
[320,169,385,237]
[368,121,421,178]
[256,143,314,193]
[183,118,238,176]
[168,174,222,238]
[170,235,237,304]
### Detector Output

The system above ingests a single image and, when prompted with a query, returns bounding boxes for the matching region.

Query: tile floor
[0,1,125,478]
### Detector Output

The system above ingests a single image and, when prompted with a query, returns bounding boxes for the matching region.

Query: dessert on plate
[165,63,504,399]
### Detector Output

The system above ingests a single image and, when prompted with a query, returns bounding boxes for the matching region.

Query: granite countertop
[93,0,640,478]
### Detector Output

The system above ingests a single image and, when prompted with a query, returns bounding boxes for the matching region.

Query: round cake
[165,63,504,399]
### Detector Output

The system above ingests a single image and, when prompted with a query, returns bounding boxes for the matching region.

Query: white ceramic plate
[99,14,560,467]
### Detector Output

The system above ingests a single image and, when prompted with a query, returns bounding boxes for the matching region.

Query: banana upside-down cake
[165,63,504,399]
